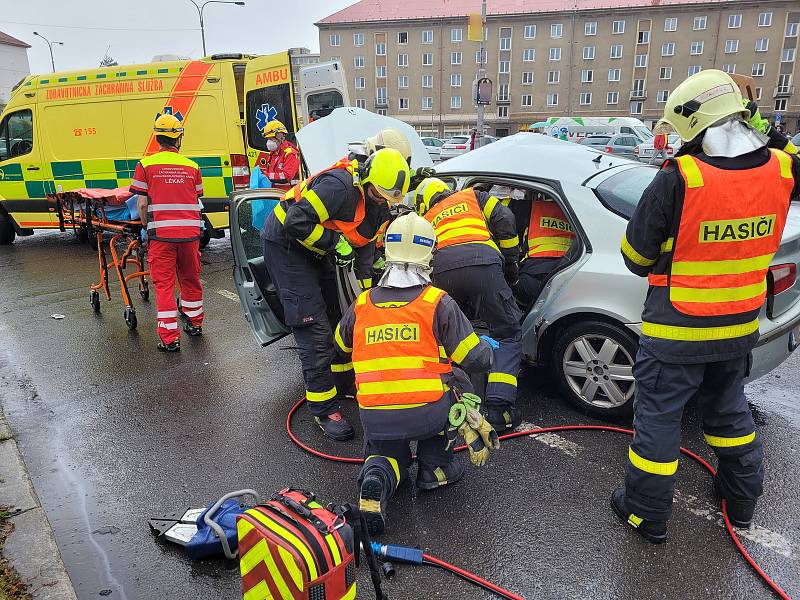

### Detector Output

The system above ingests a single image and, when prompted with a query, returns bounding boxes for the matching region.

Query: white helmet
[365,128,412,163]
[384,213,436,269]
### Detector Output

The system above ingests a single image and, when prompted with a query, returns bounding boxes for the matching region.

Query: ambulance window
[307,90,344,122]
[233,63,246,118]
[246,83,296,152]
[0,109,33,161]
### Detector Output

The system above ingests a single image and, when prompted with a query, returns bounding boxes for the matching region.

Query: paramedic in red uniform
[131,114,204,352]
[258,120,300,189]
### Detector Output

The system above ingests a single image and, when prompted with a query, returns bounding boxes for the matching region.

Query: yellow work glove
[458,408,500,466]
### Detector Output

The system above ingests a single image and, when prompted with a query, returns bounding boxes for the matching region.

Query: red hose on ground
[286,397,791,600]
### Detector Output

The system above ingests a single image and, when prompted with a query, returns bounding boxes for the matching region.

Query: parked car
[634,134,682,165]
[421,137,445,162]
[578,135,612,152]
[439,135,497,160]
[792,132,800,147]
[601,134,640,160]
[231,118,800,421]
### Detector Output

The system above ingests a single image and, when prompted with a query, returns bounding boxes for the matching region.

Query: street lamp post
[32,31,64,73]
[189,0,246,56]
[475,0,487,145]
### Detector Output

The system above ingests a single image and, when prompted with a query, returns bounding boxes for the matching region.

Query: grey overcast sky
[1,0,355,74]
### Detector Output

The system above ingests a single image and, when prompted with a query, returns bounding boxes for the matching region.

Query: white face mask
[266,139,279,152]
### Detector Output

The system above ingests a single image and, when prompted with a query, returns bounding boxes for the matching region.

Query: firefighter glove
[743,99,771,135]
[480,335,500,350]
[410,166,437,189]
[373,255,386,272]
[334,236,356,268]
[459,407,500,466]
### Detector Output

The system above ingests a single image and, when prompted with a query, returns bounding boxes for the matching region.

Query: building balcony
[375,99,388,108]
[630,89,647,100]
[773,86,795,98]
[496,95,510,104]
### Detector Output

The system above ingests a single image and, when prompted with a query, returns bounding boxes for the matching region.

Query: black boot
[314,411,355,441]
[359,469,390,535]
[485,407,521,432]
[416,460,464,491]
[183,323,203,336]
[610,488,668,544]
[157,340,181,353]
[714,477,755,528]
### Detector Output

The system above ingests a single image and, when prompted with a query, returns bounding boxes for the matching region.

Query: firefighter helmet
[384,213,436,268]
[153,113,184,138]
[262,120,288,138]
[365,128,412,163]
[360,148,410,205]
[414,177,451,215]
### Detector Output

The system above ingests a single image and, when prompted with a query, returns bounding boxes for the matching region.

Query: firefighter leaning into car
[414,177,523,432]
[333,213,497,534]
[613,69,800,543]
[261,148,410,441]
[256,120,300,189]
[130,114,204,353]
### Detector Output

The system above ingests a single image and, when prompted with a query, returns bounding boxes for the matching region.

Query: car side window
[0,109,34,161]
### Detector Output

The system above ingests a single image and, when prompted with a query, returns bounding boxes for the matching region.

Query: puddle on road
[746,376,800,428]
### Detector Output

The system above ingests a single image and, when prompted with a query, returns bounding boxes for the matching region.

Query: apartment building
[317,0,800,137]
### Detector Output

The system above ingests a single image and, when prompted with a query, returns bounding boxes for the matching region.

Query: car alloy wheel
[562,334,634,410]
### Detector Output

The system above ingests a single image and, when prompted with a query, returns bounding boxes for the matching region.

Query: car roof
[436,132,630,180]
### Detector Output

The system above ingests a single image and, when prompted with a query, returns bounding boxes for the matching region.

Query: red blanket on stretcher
[60,187,134,206]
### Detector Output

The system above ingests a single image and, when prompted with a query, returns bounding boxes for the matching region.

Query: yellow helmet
[262,120,288,138]
[414,177,450,215]
[661,69,748,142]
[153,113,184,138]
[384,213,436,268]
[361,148,410,205]
[365,128,412,163]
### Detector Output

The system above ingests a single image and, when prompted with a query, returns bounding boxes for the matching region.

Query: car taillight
[231,154,250,190]
[605,146,613,153]
[454,145,467,150]
[770,263,797,295]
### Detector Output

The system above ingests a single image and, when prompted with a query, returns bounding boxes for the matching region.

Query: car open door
[299,61,350,125]
[242,52,302,179]
[229,188,290,346]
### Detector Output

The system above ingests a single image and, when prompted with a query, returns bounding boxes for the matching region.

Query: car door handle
[26,166,40,171]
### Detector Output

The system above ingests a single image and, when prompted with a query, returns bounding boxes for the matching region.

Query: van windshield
[307,90,344,122]
[594,166,657,219]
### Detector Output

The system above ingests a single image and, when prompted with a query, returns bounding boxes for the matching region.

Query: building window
[451,52,462,65]
[500,37,511,51]
[782,48,796,63]
[580,92,592,105]
[608,68,621,81]
[728,14,741,29]
[751,63,766,77]
[422,30,433,44]
[638,31,649,44]
[724,40,739,54]
[551,23,563,38]
[755,38,769,52]
[758,12,772,27]
[422,96,433,110]
[607,91,619,104]
[722,64,736,73]
[376,87,387,103]
[423,53,433,66]
[755,87,762,100]
[524,24,536,39]
[354,33,364,46]
[451,28,462,43]
[690,41,704,55]
[778,74,791,90]
[376,65,386,78]
[451,73,461,87]
[398,75,409,88]
[355,76,366,89]
[399,98,409,110]
[547,93,559,106]
[499,60,510,73]
[775,98,787,112]
[635,54,647,67]
[498,84,509,101]
[451,95,462,109]
[662,42,675,56]
[581,69,593,83]
[585,21,597,36]
[694,16,707,31]
[422,74,433,88]
[376,109,386,116]
[375,43,386,55]
[612,20,625,34]
[584,46,595,60]
[549,47,561,61]
[356,98,366,109]
[688,65,701,76]
[610,45,623,59]
[476,49,487,64]
[630,101,643,114]
[354,55,365,69]
[523,48,535,62]
[329,33,340,47]
[521,94,533,107]
[656,90,669,103]
[398,53,408,67]
[664,17,677,32]
[660,66,672,80]
[787,22,799,37]
[522,71,533,85]
[498,106,509,118]
[548,70,560,84]
[398,31,408,44]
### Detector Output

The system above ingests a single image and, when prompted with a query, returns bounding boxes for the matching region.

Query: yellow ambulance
[0,51,334,245]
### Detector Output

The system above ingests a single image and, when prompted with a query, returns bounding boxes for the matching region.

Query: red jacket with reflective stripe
[130,148,204,242]
[260,140,300,186]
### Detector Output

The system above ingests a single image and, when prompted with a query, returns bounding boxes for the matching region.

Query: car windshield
[581,136,610,144]
[635,126,654,140]
[594,166,657,219]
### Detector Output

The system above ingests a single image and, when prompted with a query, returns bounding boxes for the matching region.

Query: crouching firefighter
[415,177,523,432]
[613,69,800,543]
[262,148,410,441]
[334,213,497,534]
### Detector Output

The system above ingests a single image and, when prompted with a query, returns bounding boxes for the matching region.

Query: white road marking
[674,489,795,558]
[518,420,582,457]
[216,289,240,302]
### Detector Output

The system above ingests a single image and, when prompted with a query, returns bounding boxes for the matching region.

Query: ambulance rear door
[243,52,300,179]
[299,61,349,126]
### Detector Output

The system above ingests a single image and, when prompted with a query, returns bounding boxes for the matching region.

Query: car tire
[551,320,638,420]
[0,212,16,245]
[200,228,212,249]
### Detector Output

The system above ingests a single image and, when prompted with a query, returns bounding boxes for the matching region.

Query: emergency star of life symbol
[256,103,278,133]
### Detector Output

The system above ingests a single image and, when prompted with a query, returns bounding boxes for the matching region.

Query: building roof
[318,0,740,25]
[0,31,31,48]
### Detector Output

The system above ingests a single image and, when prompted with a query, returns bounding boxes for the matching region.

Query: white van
[542,117,654,143]
[299,61,350,126]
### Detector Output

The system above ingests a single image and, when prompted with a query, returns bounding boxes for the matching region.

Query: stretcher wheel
[139,282,149,301]
[90,291,101,313]
[124,307,137,330]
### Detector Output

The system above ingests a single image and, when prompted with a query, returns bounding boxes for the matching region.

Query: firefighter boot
[485,406,522,432]
[714,476,755,528]
[157,340,181,353]
[416,460,464,491]
[314,411,355,441]
[610,488,667,544]
[359,468,390,535]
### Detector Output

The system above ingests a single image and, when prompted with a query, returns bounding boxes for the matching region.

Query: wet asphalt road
[1,231,799,600]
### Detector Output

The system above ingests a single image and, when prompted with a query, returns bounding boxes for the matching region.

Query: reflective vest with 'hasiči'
[648,149,794,317]
[352,286,453,410]
[527,200,575,258]
[424,189,497,251]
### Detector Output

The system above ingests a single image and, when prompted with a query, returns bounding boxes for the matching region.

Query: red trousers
[147,239,203,344]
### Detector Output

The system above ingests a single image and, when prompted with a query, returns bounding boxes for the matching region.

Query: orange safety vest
[423,189,498,251]
[527,201,575,258]
[648,149,794,318]
[282,158,372,247]
[352,286,453,409]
